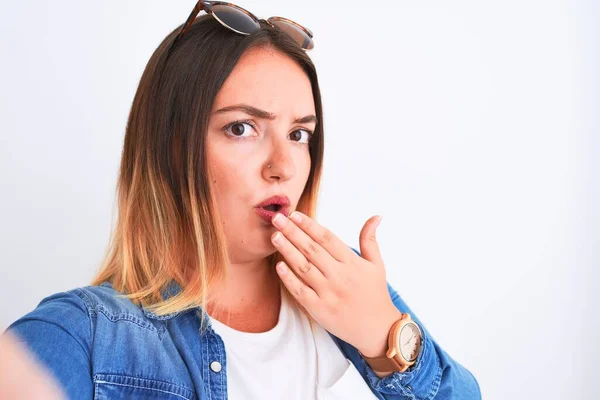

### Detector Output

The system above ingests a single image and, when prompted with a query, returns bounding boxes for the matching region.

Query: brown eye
[290,129,312,144]
[231,123,248,136]
[223,120,257,140]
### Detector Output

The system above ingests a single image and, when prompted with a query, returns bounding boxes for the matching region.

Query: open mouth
[261,204,282,212]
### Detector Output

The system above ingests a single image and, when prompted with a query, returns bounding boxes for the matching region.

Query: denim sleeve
[360,282,482,399]
[3,289,94,399]
[349,247,481,399]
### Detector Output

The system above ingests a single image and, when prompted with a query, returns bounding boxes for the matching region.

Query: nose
[262,137,296,182]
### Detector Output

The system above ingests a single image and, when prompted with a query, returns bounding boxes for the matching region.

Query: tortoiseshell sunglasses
[172,0,314,50]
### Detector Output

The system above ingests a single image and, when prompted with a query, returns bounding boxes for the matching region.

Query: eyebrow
[214,104,318,125]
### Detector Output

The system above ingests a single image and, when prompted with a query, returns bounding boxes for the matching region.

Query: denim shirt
[5,247,481,399]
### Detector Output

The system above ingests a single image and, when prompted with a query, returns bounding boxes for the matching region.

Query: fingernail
[272,213,287,227]
[272,232,283,245]
[277,262,287,275]
[289,212,302,224]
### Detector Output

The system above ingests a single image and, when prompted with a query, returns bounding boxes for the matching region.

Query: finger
[287,211,352,263]
[271,230,327,295]
[272,213,338,278]
[276,261,319,307]
[358,215,385,268]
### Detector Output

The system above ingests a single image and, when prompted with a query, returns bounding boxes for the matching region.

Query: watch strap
[361,350,407,373]
[360,316,410,374]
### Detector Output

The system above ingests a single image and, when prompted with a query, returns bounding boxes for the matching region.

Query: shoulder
[5,282,155,338]
[3,283,142,399]
[6,287,93,342]
[75,282,152,319]
[52,282,143,314]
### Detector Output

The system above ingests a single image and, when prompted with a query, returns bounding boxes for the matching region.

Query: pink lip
[255,196,290,208]
[255,206,290,224]
[254,194,291,224]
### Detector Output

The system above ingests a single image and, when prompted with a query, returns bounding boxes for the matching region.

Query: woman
[1,2,481,399]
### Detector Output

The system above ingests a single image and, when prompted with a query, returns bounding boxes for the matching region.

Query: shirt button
[210,361,222,373]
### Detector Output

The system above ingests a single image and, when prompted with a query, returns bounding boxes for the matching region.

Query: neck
[206,257,282,331]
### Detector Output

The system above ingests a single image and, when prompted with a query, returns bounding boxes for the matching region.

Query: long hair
[90,14,324,325]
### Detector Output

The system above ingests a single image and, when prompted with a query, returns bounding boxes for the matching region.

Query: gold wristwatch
[360,313,423,374]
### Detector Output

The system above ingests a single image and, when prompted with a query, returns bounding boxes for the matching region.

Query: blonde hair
[90,15,325,327]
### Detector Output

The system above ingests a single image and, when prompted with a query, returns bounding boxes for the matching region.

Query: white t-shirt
[208,287,379,400]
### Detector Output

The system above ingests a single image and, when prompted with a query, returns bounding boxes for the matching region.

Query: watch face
[398,323,421,362]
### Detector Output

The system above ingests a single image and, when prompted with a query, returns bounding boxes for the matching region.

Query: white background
[0,1,598,399]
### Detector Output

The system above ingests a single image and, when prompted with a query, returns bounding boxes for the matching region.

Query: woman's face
[206,46,317,264]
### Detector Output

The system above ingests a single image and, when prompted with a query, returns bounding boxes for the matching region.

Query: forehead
[213,46,315,115]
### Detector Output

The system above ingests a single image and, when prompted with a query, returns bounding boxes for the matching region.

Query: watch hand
[403,334,416,346]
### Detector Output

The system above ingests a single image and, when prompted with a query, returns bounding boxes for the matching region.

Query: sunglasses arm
[175,0,210,43]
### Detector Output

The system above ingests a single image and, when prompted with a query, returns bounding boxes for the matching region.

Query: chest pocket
[93,373,196,400]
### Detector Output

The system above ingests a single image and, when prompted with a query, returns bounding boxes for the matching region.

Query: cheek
[206,141,238,191]
[208,157,251,205]
[209,163,239,195]
[300,151,312,179]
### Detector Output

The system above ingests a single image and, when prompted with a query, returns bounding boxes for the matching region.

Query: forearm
[0,331,66,400]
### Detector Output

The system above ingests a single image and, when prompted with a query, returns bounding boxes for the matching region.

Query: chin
[255,233,278,252]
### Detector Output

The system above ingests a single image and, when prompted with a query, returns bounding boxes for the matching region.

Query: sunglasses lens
[269,19,314,50]
[212,5,260,34]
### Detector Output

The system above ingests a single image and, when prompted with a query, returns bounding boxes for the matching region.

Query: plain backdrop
[0,1,598,399]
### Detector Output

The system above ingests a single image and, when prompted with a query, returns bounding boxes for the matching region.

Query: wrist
[357,308,403,358]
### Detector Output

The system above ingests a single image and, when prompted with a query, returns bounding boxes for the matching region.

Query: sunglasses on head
[172,0,314,50]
